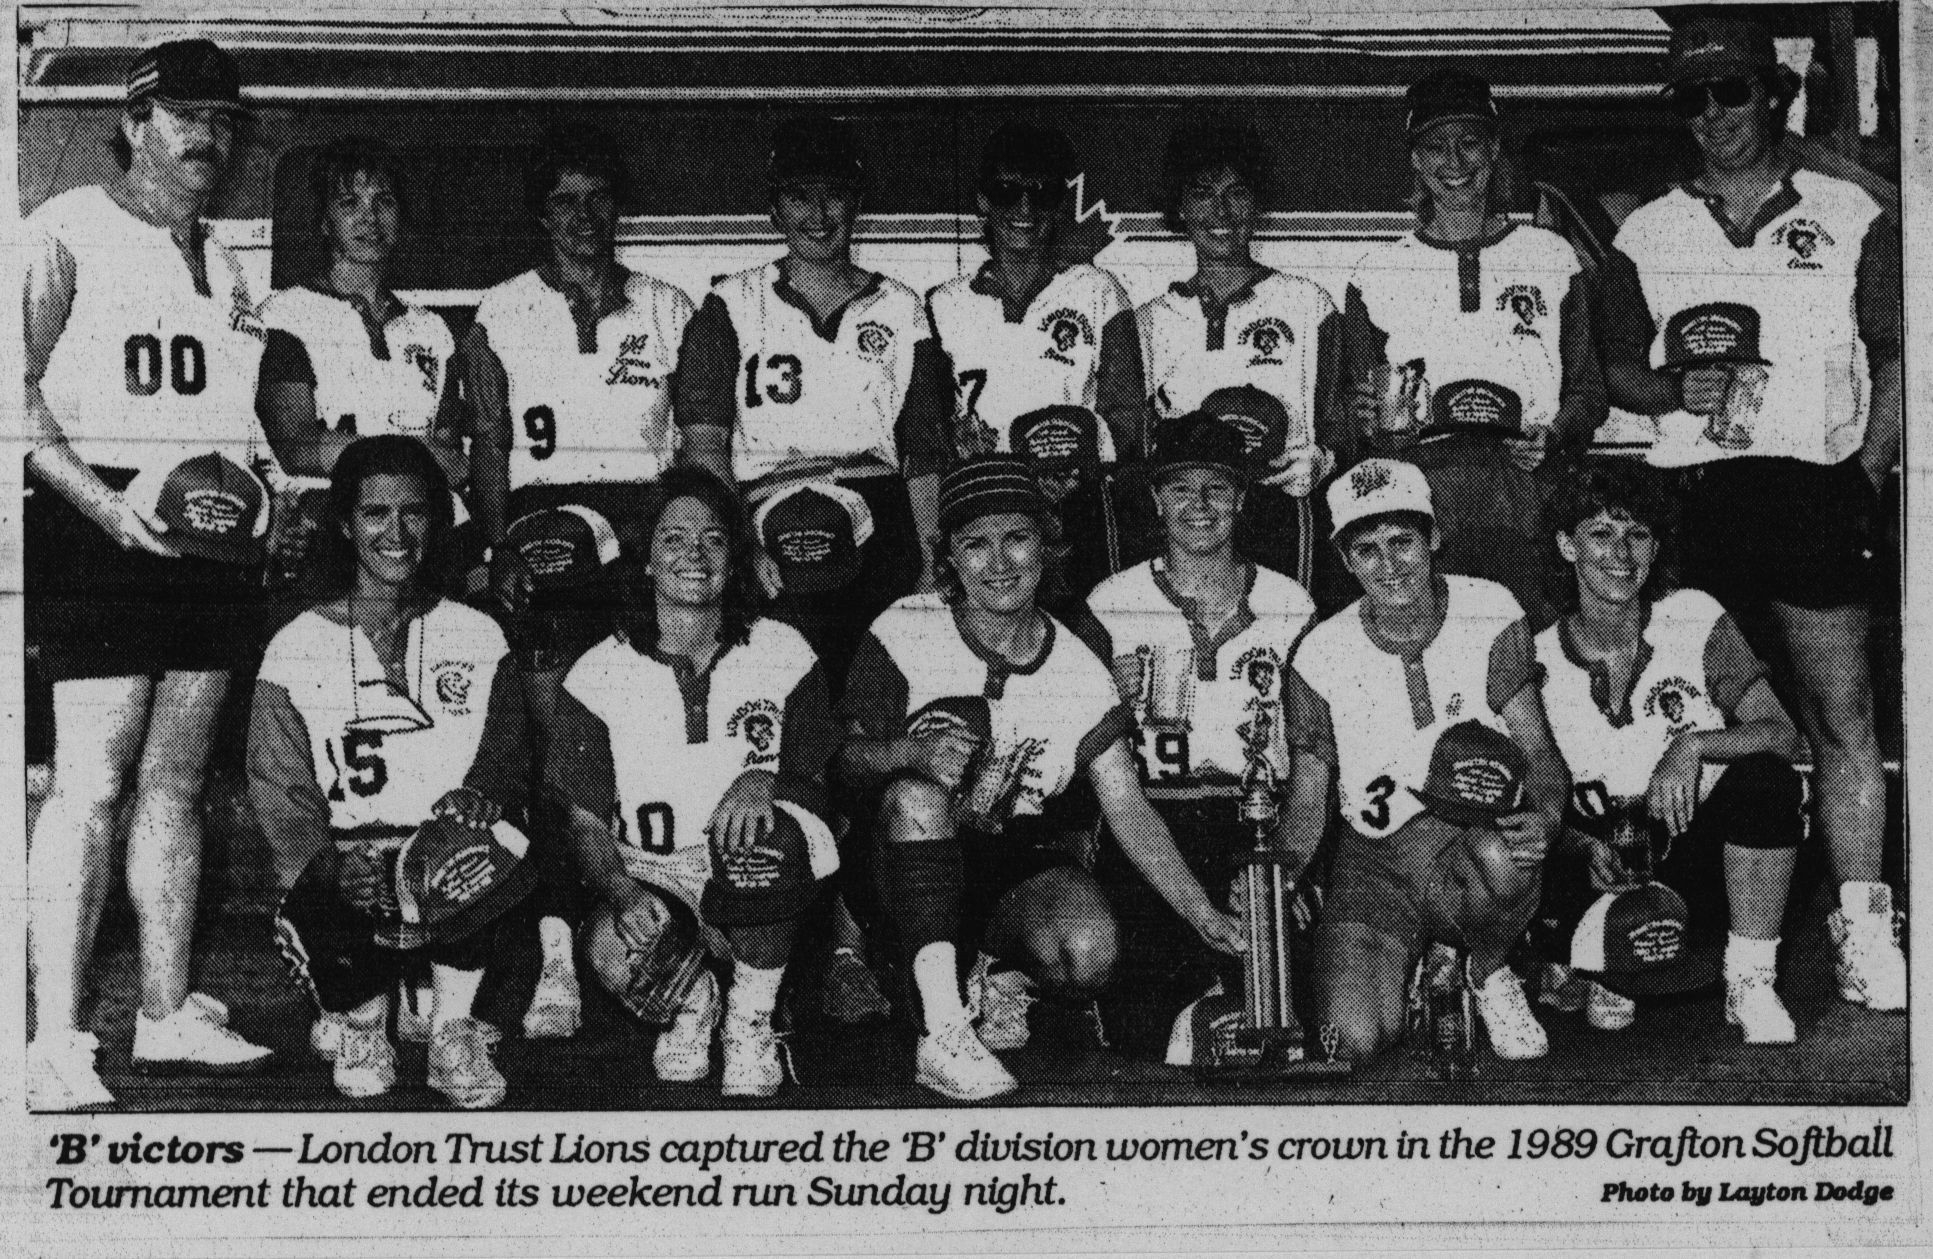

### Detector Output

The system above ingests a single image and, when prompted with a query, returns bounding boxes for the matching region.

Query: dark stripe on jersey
[1403,655,1434,730]
[774,259,885,342]
[1555,604,1653,728]
[950,605,1057,701]
[1150,560,1258,681]
[1686,168,1803,249]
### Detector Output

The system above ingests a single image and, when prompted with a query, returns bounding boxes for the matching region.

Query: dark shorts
[26,467,263,682]
[1678,456,1882,611]
[503,482,652,672]
[958,813,1079,947]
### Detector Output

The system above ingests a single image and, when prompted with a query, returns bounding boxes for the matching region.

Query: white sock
[913,942,970,1033]
[346,994,389,1030]
[430,965,485,1034]
[1840,881,1892,920]
[1725,932,1779,976]
[538,915,574,959]
[730,960,785,1018]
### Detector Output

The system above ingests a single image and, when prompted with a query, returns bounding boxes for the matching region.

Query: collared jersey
[28,186,267,473]
[843,594,1132,822]
[681,261,935,487]
[1287,576,1534,842]
[255,600,510,839]
[1088,558,1315,795]
[1613,168,1895,467]
[547,619,835,882]
[1346,224,1585,433]
[1535,589,1766,810]
[472,267,692,489]
[927,262,1136,461]
[1139,269,1338,462]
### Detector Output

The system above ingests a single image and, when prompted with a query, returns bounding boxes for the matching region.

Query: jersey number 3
[1360,774,1396,829]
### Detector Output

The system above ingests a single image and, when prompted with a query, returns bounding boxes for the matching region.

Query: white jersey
[701,261,932,485]
[1614,168,1891,467]
[28,186,266,472]
[1535,589,1767,809]
[1139,269,1336,461]
[1347,224,1585,434]
[257,285,455,491]
[1088,559,1315,796]
[1288,576,1534,841]
[472,267,692,489]
[927,262,1133,460]
[256,600,510,836]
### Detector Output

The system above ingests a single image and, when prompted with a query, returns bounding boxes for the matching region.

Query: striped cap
[126,39,244,111]
[938,454,1048,536]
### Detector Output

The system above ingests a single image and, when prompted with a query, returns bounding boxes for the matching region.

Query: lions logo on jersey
[404,344,440,394]
[1231,645,1282,699]
[1643,676,1701,733]
[1238,317,1294,366]
[605,332,665,388]
[1498,284,1547,337]
[433,660,474,716]
[1039,308,1094,365]
[727,698,782,767]
[855,320,894,361]
[1773,218,1834,270]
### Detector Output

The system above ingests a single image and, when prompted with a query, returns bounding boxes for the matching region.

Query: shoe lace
[435,1021,492,1077]
[1482,971,1537,1031]
[341,1025,387,1071]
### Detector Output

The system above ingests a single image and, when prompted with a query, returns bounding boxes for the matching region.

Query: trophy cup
[1196,705,1351,1080]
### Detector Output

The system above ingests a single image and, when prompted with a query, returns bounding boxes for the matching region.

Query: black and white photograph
[10,0,1925,1250]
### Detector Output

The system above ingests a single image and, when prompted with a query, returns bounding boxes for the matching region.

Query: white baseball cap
[1326,457,1434,539]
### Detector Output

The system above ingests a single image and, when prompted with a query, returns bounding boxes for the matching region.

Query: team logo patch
[1679,310,1748,359]
[1039,308,1095,365]
[427,845,497,907]
[180,489,247,536]
[1447,756,1517,810]
[855,320,894,360]
[1238,317,1294,365]
[1231,646,1282,698]
[775,527,835,564]
[1497,284,1547,337]
[605,332,665,387]
[229,282,264,341]
[1773,218,1834,270]
[1348,459,1392,499]
[727,698,782,766]
[1446,692,1464,718]
[404,344,440,394]
[432,660,474,715]
[1643,676,1702,731]
[1626,917,1684,965]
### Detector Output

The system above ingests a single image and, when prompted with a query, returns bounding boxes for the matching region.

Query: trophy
[1367,358,1429,444]
[1196,704,1351,1080]
[1700,364,1768,452]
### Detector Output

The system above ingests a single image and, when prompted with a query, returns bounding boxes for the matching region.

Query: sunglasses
[983,177,1066,211]
[1666,76,1756,119]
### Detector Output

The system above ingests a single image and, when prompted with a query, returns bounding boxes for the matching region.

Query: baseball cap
[1326,456,1434,540]
[908,694,993,745]
[505,504,620,590]
[123,450,270,565]
[1664,18,1778,89]
[1198,385,1292,473]
[1010,405,1102,472]
[754,481,873,593]
[1152,410,1250,483]
[1661,302,1772,372]
[395,815,537,945]
[126,39,245,113]
[769,116,865,189]
[938,455,1049,536]
[1410,720,1529,827]
[1569,882,1711,996]
[1406,68,1498,142]
[1422,379,1525,441]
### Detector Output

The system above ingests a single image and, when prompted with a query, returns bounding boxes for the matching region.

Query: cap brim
[424,851,540,945]
[1155,459,1249,484]
[1408,111,1497,140]
[146,93,250,115]
[1409,787,1512,829]
[1662,354,1773,372]
[778,556,861,594]
[1579,940,1721,997]
[172,533,265,566]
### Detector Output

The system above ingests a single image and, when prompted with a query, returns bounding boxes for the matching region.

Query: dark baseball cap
[769,115,865,189]
[397,816,538,945]
[938,455,1049,535]
[1569,881,1713,996]
[1423,379,1525,440]
[126,39,245,113]
[506,504,620,590]
[1664,18,1778,89]
[1406,68,1498,142]
[1198,384,1292,473]
[1152,410,1250,483]
[754,482,873,593]
[1411,720,1529,827]
[1662,303,1772,372]
[1010,405,1102,472]
[124,450,269,565]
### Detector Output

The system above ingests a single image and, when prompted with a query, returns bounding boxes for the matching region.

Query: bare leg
[1773,601,1883,883]
[1725,843,1798,941]
[983,866,1118,994]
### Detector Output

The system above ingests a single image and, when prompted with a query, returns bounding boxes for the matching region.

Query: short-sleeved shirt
[1286,575,1534,842]
[1087,558,1315,796]
[1611,167,1898,467]
[472,267,693,489]
[676,261,944,489]
[28,185,267,473]
[257,285,457,491]
[1139,269,1339,465]
[927,261,1140,461]
[1536,588,1767,810]
[842,594,1131,822]
[547,619,837,881]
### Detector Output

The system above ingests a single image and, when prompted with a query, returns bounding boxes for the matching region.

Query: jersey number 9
[523,405,557,460]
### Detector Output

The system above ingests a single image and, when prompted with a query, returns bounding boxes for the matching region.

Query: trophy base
[1194,1025,1353,1083]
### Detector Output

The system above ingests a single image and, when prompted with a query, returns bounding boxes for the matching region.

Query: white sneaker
[1584,980,1636,1032]
[132,1000,273,1074]
[524,949,584,1039]
[333,1021,396,1100]
[653,969,719,1083]
[28,1032,115,1110]
[184,992,230,1026]
[429,1018,508,1110]
[311,1011,348,1061]
[1473,966,1548,1061]
[396,985,432,1044]
[1537,962,1586,1014]
[1726,966,1797,1044]
[967,954,1036,1051]
[915,1021,1018,1101]
[721,1003,783,1099]
[1829,909,1907,1012]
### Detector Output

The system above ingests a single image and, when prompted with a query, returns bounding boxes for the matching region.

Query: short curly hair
[1161,114,1273,235]
[1547,459,1682,611]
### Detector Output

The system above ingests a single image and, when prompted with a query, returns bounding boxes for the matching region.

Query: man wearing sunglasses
[1605,18,1906,1014]
[927,122,1146,465]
